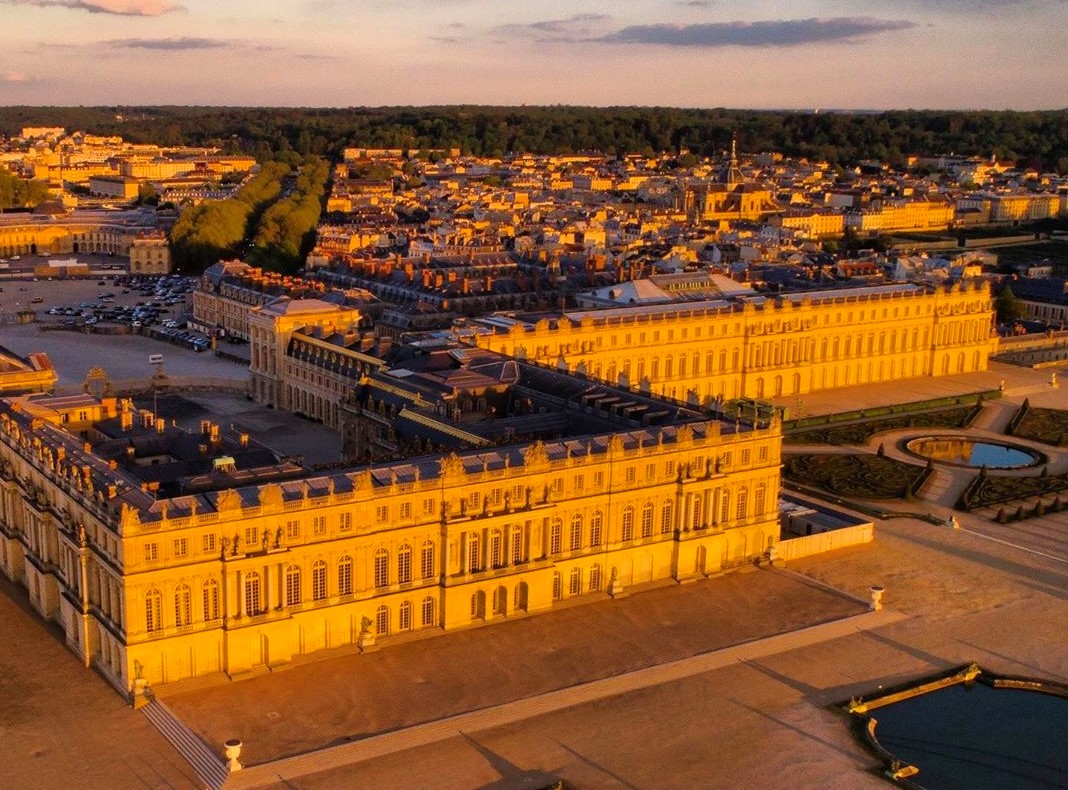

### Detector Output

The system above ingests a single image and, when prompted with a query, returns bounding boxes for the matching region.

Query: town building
[128,233,173,275]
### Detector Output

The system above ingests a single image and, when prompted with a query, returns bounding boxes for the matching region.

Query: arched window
[549,519,563,555]
[719,492,730,525]
[312,560,327,601]
[244,571,263,616]
[374,548,389,588]
[338,555,353,596]
[661,500,674,534]
[375,605,390,636]
[569,567,582,596]
[467,532,481,572]
[589,511,603,547]
[493,585,507,615]
[397,544,412,584]
[490,529,503,568]
[399,600,412,630]
[754,484,767,516]
[145,588,162,632]
[174,583,191,627]
[736,487,748,521]
[569,515,583,552]
[590,564,603,592]
[420,541,435,579]
[285,565,302,607]
[552,571,562,600]
[621,507,634,542]
[421,596,435,627]
[202,579,220,621]
[641,502,654,538]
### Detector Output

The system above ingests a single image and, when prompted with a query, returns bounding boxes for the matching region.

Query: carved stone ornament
[522,441,549,468]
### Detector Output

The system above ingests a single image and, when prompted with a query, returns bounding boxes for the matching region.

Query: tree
[995,284,1028,323]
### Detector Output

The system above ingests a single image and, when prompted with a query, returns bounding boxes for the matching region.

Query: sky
[0,0,1066,109]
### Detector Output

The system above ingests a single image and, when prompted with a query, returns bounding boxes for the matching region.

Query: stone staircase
[141,698,230,790]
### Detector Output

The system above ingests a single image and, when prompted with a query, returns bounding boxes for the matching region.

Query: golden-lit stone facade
[248,298,366,425]
[0,393,780,696]
[845,198,955,235]
[0,217,159,258]
[0,350,56,396]
[472,282,996,403]
[128,234,172,275]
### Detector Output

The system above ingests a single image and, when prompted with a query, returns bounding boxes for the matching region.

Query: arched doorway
[470,590,486,621]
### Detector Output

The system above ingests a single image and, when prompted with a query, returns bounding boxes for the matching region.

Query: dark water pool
[871,682,1068,789]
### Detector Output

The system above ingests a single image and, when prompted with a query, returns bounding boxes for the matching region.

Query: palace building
[0,363,781,698]
[469,281,996,404]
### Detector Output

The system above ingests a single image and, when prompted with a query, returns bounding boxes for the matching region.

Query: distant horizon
[3,104,1068,114]
[1,1,1066,110]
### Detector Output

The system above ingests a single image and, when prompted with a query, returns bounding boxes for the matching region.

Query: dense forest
[3,106,1068,172]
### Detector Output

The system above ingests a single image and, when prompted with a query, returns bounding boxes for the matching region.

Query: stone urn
[869,585,885,611]
[224,739,243,772]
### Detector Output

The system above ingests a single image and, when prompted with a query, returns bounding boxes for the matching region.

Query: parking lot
[0,273,246,388]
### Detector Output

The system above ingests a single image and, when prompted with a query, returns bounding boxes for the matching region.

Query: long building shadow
[550,740,641,790]
[460,732,563,790]
[725,697,872,768]
[891,528,1068,594]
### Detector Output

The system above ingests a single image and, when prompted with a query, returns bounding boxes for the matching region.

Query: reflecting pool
[905,436,1041,469]
[865,680,1068,789]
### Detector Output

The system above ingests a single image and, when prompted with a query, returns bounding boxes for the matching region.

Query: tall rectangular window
[421,542,435,579]
[339,513,352,531]
[173,538,187,558]
[374,550,389,588]
[144,543,158,562]
[338,557,353,596]
[312,562,327,601]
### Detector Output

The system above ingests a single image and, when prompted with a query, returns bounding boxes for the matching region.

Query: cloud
[105,36,228,50]
[494,13,611,40]
[1,0,183,15]
[597,17,916,47]
[1,71,33,83]
[678,0,712,6]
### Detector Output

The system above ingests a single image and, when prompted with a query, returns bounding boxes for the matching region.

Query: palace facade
[0,372,780,698]
[470,281,996,404]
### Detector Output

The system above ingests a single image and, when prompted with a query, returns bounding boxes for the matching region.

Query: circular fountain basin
[905,436,1042,469]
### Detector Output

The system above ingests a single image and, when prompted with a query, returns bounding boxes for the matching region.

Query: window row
[373,597,436,635]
